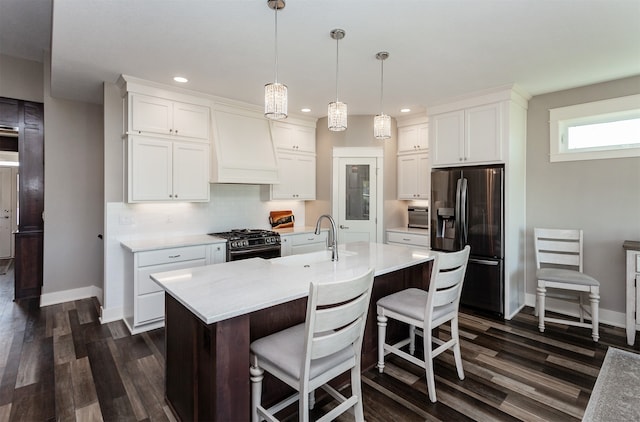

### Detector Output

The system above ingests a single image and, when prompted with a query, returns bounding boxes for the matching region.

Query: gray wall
[305,115,406,235]
[526,75,640,316]
[0,54,104,300]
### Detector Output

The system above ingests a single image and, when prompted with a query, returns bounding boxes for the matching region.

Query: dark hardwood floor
[0,263,638,421]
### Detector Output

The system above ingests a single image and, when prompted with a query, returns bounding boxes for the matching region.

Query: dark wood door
[1,97,45,301]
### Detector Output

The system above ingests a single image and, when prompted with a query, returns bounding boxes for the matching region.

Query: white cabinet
[207,243,227,264]
[129,93,210,140]
[625,242,640,345]
[270,152,316,200]
[127,136,210,202]
[124,245,207,334]
[386,229,430,249]
[397,152,430,200]
[264,120,317,201]
[430,102,502,166]
[280,231,328,256]
[397,123,428,153]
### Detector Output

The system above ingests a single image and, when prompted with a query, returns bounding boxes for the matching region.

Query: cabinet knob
[169,194,173,198]
[174,194,178,198]
[175,129,178,134]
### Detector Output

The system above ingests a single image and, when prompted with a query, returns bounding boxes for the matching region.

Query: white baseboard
[100,305,124,324]
[40,285,103,308]
[524,293,626,329]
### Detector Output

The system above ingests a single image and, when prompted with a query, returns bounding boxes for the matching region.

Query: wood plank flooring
[0,263,638,421]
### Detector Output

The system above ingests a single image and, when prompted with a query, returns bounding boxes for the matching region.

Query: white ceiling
[1,0,639,118]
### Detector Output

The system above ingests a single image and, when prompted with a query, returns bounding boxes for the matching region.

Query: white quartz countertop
[151,241,435,325]
[120,234,226,253]
[273,226,325,235]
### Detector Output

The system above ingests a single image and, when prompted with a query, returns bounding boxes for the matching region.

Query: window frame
[549,94,640,162]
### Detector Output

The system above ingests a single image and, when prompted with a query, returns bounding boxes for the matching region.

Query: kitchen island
[151,241,435,421]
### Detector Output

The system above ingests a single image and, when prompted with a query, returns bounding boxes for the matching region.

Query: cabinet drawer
[138,258,206,295]
[290,232,327,246]
[136,291,164,324]
[387,231,429,247]
[137,245,206,267]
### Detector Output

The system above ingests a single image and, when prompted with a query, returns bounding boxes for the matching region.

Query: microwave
[408,206,429,229]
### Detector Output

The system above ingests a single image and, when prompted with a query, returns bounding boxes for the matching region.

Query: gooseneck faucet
[314,214,339,261]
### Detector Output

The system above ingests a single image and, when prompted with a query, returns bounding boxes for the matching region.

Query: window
[549,94,640,162]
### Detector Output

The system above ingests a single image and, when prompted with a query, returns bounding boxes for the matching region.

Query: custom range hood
[210,102,279,184]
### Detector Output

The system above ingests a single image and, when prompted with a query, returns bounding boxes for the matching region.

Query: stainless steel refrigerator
[431,164,504,317]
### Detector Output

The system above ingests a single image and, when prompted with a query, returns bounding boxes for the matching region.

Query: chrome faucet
[315,214,339,261]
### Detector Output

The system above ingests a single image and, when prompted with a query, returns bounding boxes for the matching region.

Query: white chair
[376,245,470,403]
[250,268,374,422]
[534,228,600,341]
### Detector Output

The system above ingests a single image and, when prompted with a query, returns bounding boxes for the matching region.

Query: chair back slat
[534,228,583,271]
[425,246,470,317]
[302,268,374,374]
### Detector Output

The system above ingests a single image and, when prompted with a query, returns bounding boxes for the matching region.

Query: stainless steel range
[209,229,281,261]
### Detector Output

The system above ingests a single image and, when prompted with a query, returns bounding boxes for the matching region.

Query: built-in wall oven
[209,229,281,261]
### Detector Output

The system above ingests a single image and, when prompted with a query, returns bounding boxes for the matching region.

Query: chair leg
[299,387,309,422]
[423,328,437,403]
[350,366,365,421]
[451,317,465,381]
[309,390,315,410]
[537,284,546,333]
[409,324,416,355]
[579,293,585,323]
[590,288,600,342]
[249,361,264,422]
[377,314,387,373]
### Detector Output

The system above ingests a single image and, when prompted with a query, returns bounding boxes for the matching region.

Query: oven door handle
[229,244,281,256]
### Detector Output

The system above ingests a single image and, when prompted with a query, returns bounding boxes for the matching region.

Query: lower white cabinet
[625,242,640,345]
[280,231,328,256]
[207,243,227,264]
[386,229,430,249]
[124,244,208,334]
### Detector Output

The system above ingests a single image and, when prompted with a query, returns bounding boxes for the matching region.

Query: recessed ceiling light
[301,108,311,113]
[173,76,188,83]
[400,108,411,113]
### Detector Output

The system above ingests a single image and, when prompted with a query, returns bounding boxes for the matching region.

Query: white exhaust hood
[210,103,279,184]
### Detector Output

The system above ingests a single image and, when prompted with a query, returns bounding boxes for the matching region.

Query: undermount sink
[272,249,358,267]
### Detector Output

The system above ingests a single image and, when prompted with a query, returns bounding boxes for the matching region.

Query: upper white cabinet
[397,123,429,153]
[263,119,317,201]
[128,136,210,202]
[397,152,430,200]
[430,102,502,166]
[129,93,210,140]
[271,121,316,153]
[271,152,316,200]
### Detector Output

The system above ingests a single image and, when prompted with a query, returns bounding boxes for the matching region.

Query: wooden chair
[376,246,471,403]
[249,268,374,422]
[534,228,600,341]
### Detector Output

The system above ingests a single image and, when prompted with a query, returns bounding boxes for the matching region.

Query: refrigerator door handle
[461,178,468,246]
[455,178,462,248]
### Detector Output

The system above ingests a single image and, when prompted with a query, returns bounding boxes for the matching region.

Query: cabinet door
[416,153,431,199]
[465,102,502,163]
[398,124,428,153]
[131,94,173,135]
[271,122,316,153]
[272,152,315,200]
[207,244,226,264]
[173,142,210,201]
[173,101,210,140]
[397,155,418,199]
[430,110,464,166]
[129,137,173,201]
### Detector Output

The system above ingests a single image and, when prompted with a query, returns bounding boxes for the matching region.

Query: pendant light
[374,51,391,140]
[328,29,347,131]
[264,0,287,120]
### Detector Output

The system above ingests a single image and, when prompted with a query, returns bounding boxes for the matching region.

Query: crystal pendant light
[264,0,287,120]
[328,29,347,131]
[374,51,391,140]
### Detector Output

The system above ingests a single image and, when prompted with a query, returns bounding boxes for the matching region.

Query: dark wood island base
[164,261,432,421]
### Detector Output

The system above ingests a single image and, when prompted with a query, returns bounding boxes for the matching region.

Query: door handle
[339,225,349,229]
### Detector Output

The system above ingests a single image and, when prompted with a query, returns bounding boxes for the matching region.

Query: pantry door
[332,148,383,244]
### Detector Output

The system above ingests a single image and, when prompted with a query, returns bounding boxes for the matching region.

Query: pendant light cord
[379,58,384,113]
[274,5,279,84]
[335,36,339,102]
